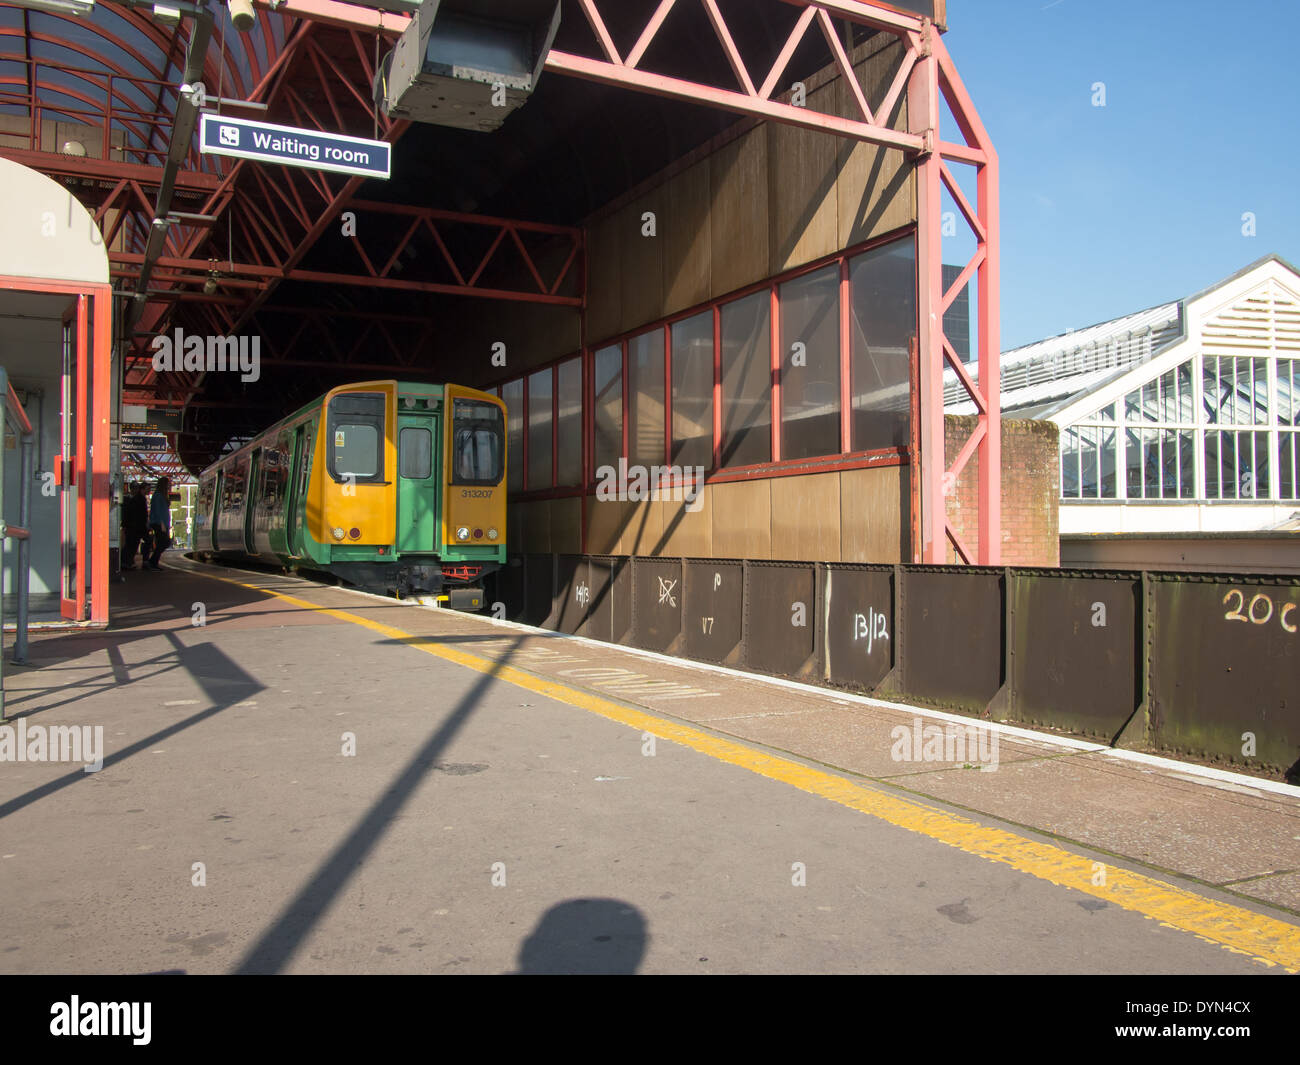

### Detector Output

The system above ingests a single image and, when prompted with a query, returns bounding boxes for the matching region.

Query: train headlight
[456,526,470,542]
[487,528,498,541]
[348,527,361,541]
[331,527,346,541]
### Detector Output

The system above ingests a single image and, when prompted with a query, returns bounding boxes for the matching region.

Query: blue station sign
[199,113,391,180]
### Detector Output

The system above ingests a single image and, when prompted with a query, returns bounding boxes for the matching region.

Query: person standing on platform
[146,477,172,570]
[121,482,149,569]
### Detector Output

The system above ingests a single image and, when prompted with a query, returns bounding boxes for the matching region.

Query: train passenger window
[400,427,432,479]
[450,398,505,486]
[327,392,385,484]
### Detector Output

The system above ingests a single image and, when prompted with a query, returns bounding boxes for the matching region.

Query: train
[194,380,506,607]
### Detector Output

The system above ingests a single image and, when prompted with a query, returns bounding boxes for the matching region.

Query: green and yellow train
[195,380,506,606]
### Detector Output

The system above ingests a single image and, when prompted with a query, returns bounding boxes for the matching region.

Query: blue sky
[939,0,1300,350]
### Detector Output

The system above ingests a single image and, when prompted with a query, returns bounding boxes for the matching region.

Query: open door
[59,296,88,620]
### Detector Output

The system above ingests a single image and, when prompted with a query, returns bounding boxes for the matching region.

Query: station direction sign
[122,433,170,452]
[199,113,391,180]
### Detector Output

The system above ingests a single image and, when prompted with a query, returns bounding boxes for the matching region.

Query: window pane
[1277,359,1297,426]
[1281,432,1298,498]
[1061,427,1079,498]
[1143,428,1160,497]
[1251,430,1270,498]
[720,289,772,468]
[1179,431,1195,498]
[503,379,523,492]
[1202,357,1220,423]
[1099,426,1117,497]
[1221,432,1239,498]
[593,345,622,477]
[1161,428,1177,497]
[780,264,841,460]
[556,357,582,486]
[1125,428,1143,498]
[1160,371,1175,423]
[627,330,665,469]
[451,398,505,485]
[671,311,713,471]
[1080,426,1098,497]
[1203,431,1222,499]
[527,368,552,490]
[850,236,916,452]
[1253,357,1270,424]
[453,428,503,483]
[1142,381,1158,422]
[1178,360,1194,423]
[334,424,377,477]
[399,427,432,479]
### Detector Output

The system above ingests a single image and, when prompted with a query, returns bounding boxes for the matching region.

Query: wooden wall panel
[550,496,583,555]
[837,40,915,249]
[518,499,552,554]
[656,487,713,558]
[621,498,665,555]
[771,472,842,561]
[839,464,908,563]
[709,131,770,298]
[619,193,666,335]
[710,479,771,559]
[586,211,622,343]
[767,83,841,276]
[662,158,713,317]
[586,495,630,555]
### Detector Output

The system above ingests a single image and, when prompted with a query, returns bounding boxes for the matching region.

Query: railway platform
[1,558,1298,975]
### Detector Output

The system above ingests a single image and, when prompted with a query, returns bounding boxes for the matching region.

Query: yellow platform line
[202,568,1300,972]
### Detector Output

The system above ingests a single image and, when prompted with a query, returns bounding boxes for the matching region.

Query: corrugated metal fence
[485,555,1299,778]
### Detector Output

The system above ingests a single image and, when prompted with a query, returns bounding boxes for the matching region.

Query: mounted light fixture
[376,0,561,133]
[228,0,254,31]
[7,0,95,16]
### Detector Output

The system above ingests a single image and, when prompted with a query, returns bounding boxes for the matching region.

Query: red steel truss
[272,0,1001,566]
[0,6,585,412]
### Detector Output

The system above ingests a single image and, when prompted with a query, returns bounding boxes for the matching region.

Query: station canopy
[0,0,897,471]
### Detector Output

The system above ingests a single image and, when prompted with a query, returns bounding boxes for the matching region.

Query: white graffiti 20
[853,608,889,655]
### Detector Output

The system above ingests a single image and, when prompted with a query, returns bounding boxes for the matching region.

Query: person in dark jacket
[146,477,172,570]
[121,482,149,570]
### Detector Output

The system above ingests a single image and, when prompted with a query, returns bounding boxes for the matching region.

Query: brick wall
[944,415,1059,566]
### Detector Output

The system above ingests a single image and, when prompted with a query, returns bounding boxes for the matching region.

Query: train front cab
[315,381,505,602]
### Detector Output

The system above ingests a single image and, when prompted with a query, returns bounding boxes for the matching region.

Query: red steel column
[90,286,112,625]
[839,256,852,453]
[976,150,1001,564]
[908,28,945,564]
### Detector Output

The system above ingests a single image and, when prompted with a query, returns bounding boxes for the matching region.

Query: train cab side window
[327,392,386,484]
[450,398,504,486]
